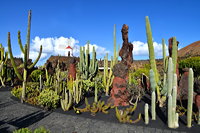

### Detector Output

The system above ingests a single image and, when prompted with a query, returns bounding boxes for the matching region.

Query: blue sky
[0,0,200,65]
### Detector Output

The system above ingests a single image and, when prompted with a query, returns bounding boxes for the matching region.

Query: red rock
[195,95,200,109]
[68,63,76,80]
[108,76,130,106]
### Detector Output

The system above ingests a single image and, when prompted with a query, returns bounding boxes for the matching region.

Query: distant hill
[178,41,200,58]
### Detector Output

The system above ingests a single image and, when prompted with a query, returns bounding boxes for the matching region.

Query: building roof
[66,45,72,49]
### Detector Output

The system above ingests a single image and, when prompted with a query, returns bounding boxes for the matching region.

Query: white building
[65,45,73,57]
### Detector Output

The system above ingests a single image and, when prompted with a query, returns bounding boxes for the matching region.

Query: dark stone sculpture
[108,63,130,106]
[119,24,133,68]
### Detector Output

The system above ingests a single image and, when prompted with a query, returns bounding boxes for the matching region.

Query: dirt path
[0,87,188,133]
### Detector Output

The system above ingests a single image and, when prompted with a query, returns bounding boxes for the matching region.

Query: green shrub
[179,57,200,77]
[37,88,60,109]
[33,126,50,133]
[11,86,40,100]
[129,64,150,85]
[13,126,50,133]
[11,86,23,99]
[30,69,44,82]
[13,128,32,133]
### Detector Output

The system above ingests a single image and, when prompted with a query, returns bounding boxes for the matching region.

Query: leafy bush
[30,69,44,82]
[179,57,200,77]
[13,126,50,133]
[27,82,40,89]
[129,64,150,85]
[13,128,32,133]
[33,126,50,133]
[11,86,23,99]
[11,86,40,105]
[37,88,60,109]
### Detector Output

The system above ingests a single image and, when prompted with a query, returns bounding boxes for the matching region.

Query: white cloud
[132,41,168,58]
[16,36,109,65]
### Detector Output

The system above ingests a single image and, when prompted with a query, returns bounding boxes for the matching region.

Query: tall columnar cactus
[187,68,194,128]
[168,94,173,128]
[7,10,42,103]
[171,37,178,74]
[150,69,156,120]
[94,81,98,103]
[78,42,98,80]
[0,44,8,87]
[113,24,119,65]
[61,87,73,111]
[144,103,149,125]
[103,53,114,96]
[167,58,173,96]
[73,74,83,104]
[145,16,160,101]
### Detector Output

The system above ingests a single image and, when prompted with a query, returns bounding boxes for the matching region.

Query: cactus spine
[78,42,98,80]
[145,16,160,102]
[7,10,42,103]
[187,68,194,128]
[144,103,149,125]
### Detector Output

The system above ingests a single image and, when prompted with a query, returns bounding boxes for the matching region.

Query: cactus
[61,87,73,111]
[94,81,98,103]
[144,103,149,125]
[39,74,42,91]
[187,68,194,128]
[149,69,156,92]
[167,58,173,96]
[145,16,160,101]
[0,44,8,87]
[151,91,156,120]
[103,53,114,96]
[7,10,42,103]
[78,42,98,80]
[171,37,178,73]
[73,74,83,104]
[44,68,53,87]
[168,94,173,128]
[113,24,119,65]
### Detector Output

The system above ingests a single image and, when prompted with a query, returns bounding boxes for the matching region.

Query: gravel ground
[0,88,191,133]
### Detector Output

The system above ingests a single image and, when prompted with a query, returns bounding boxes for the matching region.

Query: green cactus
[168,94,173,128]
[61,87,73,111]
[78,42,98,80]
[144,103,149,125]
[94,81,98,103]
[7,10,42,103]
[73,74,83,104]
[113,24,119,65]
[151,91,156,120]
[145,16,160,101]
[187,68,194,128]
[171,37,178,74]
[44,68,53,87]
[149,69,156,92]
[0,44,8,87]
[167,58,173,96]
[103,53,114,96]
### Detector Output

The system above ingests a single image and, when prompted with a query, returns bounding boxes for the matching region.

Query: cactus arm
[18,31,25,54]
[28,45,42,69]
[7,32,23,81]
[168,95,173,128]
[151,91,156,120]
